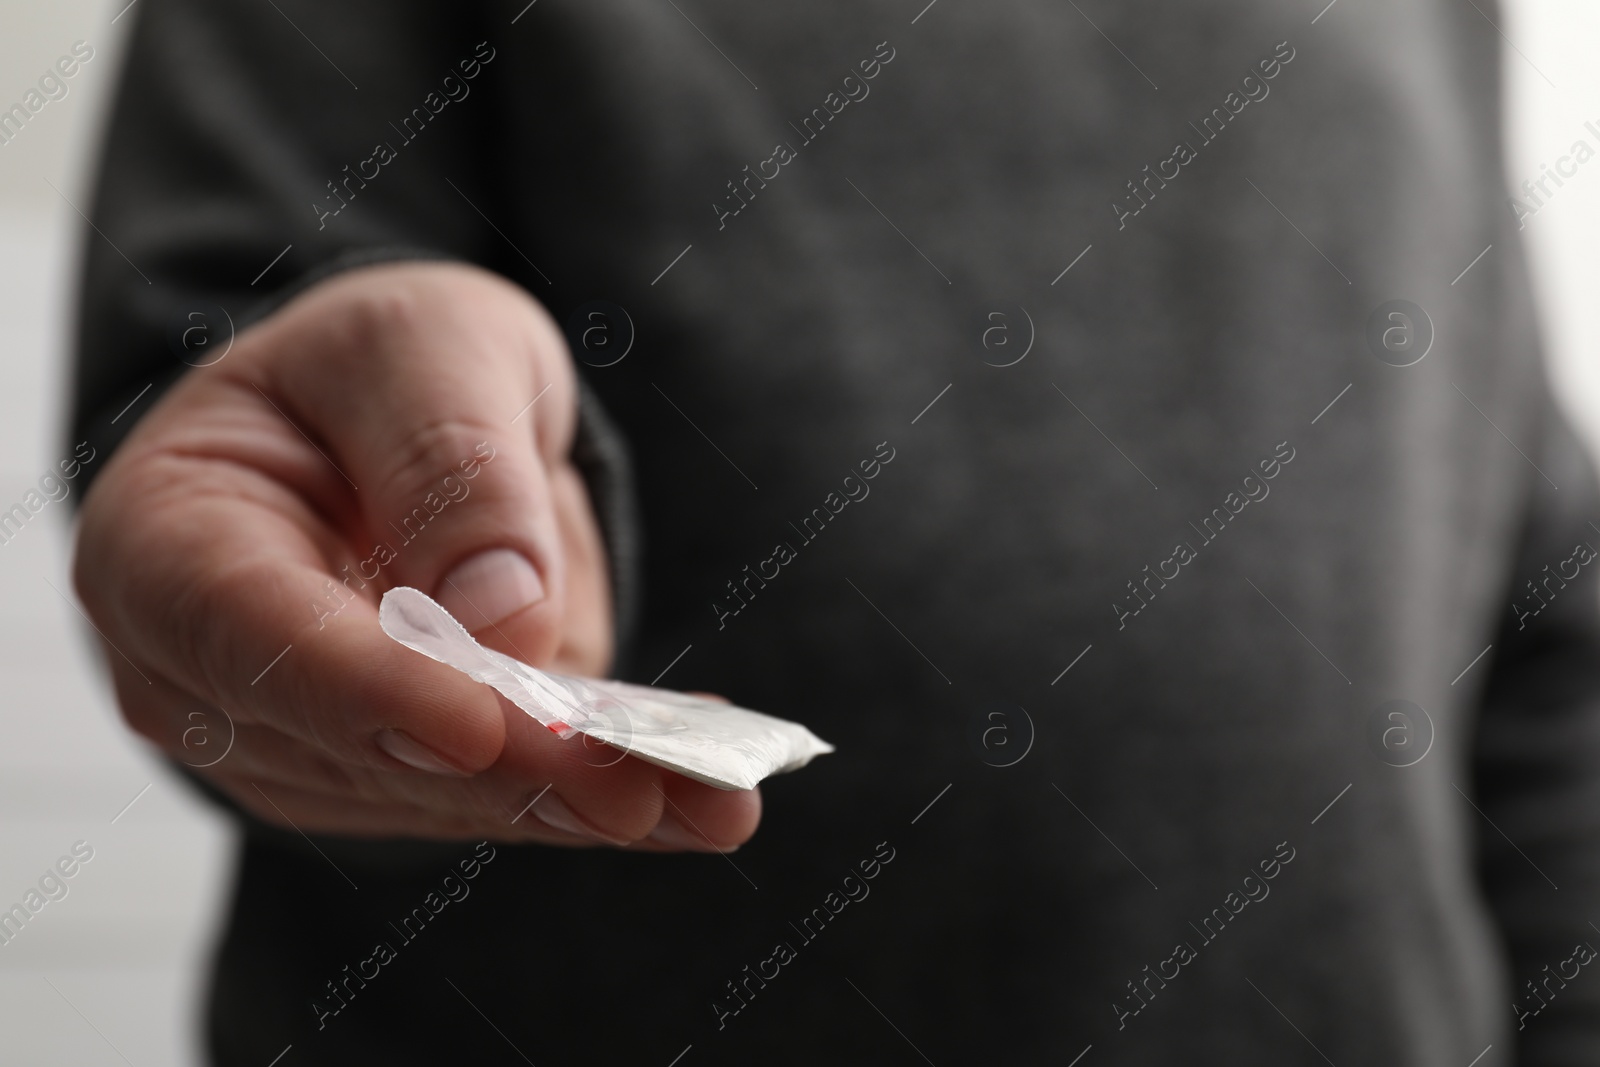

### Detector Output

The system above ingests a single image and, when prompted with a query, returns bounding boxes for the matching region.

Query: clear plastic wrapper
[378,587,834,790]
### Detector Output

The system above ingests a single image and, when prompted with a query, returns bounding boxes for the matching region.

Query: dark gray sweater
[72,0,1600,1063]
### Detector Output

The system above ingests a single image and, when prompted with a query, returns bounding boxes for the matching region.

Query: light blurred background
[0,1,1595,1062]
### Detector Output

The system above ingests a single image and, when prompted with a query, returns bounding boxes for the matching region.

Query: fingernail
[375,728,471,777]
[533,792,632,846]
[647,813,728,853]
[435,548,546,631]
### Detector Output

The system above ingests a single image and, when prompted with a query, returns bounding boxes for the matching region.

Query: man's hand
[73,262,759,850]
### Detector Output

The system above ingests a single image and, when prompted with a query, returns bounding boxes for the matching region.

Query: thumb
[265,263,583,667]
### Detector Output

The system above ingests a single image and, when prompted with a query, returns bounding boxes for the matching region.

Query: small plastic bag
[378,587,834,790]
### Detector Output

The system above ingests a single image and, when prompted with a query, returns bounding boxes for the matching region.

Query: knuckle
[326,285,423,356]
[371,416,502,508]
[320,271,512,376]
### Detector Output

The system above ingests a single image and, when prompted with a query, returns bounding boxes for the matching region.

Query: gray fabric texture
[69,1,1600,1063]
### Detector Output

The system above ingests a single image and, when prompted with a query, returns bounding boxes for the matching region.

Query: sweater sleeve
[68,0,639,656]
[1472,402,1600,1065]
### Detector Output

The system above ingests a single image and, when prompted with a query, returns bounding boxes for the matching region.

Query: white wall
[0,4,233,1066]
[1502,1,1600,457]
[0,1,1592,1063]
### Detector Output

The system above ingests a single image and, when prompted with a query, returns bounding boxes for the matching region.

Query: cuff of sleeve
[570,378,641,678]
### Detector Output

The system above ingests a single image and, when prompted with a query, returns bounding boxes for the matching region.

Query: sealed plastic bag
[378,587,833,790]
